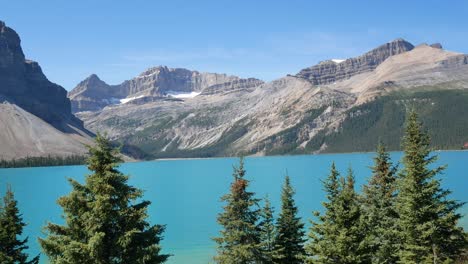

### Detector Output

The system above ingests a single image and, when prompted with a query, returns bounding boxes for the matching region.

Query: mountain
[0,21,93,159]
[69,67,263,113]
[295,38,415,85]
[70,39,468,159]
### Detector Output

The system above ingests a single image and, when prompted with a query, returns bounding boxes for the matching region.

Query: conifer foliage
[395,110,466,263]
[39,133,169,264]
[274,176,305,264]
[306,165,366,263]
[0,186,39,264]
[213,157,261,263]
[258,195,277,263]
[361,143,399,263]
[306,162,341,263]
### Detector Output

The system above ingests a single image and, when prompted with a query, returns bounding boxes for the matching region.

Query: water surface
[1,151,467,264]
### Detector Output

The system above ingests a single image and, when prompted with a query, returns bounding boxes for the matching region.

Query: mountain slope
[0,21,93,159]
[0,102,91,159]
[71,39,468,159]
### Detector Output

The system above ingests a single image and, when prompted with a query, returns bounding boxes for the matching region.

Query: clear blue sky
[2,0,468,90]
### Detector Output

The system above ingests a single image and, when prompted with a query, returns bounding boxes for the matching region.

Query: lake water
[0,151,467,264]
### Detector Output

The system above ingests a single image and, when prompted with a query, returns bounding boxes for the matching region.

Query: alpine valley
[2,20,468,160]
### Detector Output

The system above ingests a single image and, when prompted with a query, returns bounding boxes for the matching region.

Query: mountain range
[69,39,468,159]
[1,20,468,160]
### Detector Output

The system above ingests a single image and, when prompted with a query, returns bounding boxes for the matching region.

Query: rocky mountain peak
[0,21,25,68]
[0,21,84,130]
[87,73,101,81]
[296,38,415,85]
[430,43,443,49]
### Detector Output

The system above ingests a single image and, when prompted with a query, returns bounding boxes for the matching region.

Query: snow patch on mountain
[166,91,201,99]
[332,59,345,63]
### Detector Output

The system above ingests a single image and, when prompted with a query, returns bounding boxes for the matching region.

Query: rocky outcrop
[0,21,93,159]
[119,66,240,95]
[430,43,443,49]
[295,38,415,85]
[68,74,122,112]
[0,21,84,130]
[69,66,259,112]
[201,78,264,95]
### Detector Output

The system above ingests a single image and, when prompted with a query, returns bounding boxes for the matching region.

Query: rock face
[69,66,263,112]
[0,21,84,129]
[69,74,118,112]
[74,38,468,159]
[295,39,415,85]
[0,21,93,159]
[430,43,443,49]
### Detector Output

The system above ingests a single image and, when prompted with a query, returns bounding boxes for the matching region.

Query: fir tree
[258,195,277,263]
[306,162,341,263]
[213,157,261,263]
[274,175,305,264]
[39,133,169,264]
[333,168,367,263]
[0,186,39,264]
[395,110,466,263]
[307,165,366,263]
[361,143,399,263]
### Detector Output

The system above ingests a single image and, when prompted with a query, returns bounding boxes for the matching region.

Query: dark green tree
[306,162,341,263]
[39,133,169,264]
[274,175,305,264]
[361,143,399,263]
[333,168,367,263]
[395,110,466,263]
[213,157,261,263]
[307,165,366,263]
[0,186,39,264]
[258,195,277,263]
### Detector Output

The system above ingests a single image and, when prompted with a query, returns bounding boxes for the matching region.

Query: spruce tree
[306,162,341,263]
[39,133,169,264]
[274,175,305,264]
[258,195,277,263]
[0,186,39,264]
[213,157,261,263]
[307,165,366,263]
[361,143,399,263]
[395,110,466,263]
[333,168,366,263]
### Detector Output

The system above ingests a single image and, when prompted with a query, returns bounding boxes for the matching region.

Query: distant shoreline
[147,149,468,162]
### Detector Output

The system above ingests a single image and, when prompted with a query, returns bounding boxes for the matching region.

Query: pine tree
[258,195,277,263]
[213,157,261,263]
[395,110,466,263]
[39,133,169,264]
[274,175,305,264]
[307,165,366,263]
[306,162,341,263]
[0,186,39,264]
[333,168,366,263]
[361,143,399,263]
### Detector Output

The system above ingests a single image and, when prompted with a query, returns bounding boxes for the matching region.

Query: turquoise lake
[0,151,467,264]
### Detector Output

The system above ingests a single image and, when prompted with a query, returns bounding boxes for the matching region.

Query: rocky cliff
[295,38,415,85]
[0,21,85,130]
[0,21,93,159]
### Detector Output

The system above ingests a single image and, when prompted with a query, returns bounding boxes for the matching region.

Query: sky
[2,0,468,90]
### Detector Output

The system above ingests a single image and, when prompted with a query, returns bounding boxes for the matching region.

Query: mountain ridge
[71,37,468,159]
[69,66,263,113]
[0,21,93,159]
